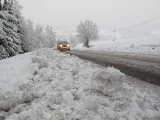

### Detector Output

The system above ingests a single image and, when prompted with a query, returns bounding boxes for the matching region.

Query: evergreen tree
[0,0,2,11]
[8,0,14,14]
[0,11,24,59]
[3,0,8,11]
[11,0,23,19]
[0,0,24,60]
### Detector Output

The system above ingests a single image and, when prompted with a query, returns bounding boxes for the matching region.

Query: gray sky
[18,0,160,31]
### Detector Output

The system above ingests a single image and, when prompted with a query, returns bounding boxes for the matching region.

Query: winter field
[76,36,160,55]
[0,49,160,120]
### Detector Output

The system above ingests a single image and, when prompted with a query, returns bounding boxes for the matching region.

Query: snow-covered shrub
[91,68,124,96]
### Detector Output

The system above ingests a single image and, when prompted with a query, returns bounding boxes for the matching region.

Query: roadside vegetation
[0,0,56,60]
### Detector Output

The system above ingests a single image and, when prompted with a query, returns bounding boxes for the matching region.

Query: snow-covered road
[0,49,160,120]
[66,49,160,85]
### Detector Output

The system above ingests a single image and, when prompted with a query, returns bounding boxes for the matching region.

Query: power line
[111,16,160,41]
[118,16,160,32]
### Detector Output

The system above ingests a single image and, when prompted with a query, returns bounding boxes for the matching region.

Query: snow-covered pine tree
[8,0,14,15]
[0,12,23,58]
[11,0,23,19]
[0,0,24,60]
[11,0,31,52]
[3,0,8,11]
[0,0,2,11]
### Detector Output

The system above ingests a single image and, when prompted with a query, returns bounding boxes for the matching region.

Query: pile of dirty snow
[0,49,160,120]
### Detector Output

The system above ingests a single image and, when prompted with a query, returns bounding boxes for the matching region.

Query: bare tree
[77,20,98,48]
[34,24,45,48]
[45,25,56,47]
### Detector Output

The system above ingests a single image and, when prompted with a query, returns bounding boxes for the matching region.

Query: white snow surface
[76,36,160,55]
[0,49,160,120]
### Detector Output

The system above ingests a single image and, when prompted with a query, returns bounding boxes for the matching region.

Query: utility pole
[113,30,115,41]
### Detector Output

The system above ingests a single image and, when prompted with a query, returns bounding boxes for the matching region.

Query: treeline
[0,0,56,60]
[22,20,56,52]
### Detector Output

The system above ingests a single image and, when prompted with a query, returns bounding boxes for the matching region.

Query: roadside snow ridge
[0,49,160,120]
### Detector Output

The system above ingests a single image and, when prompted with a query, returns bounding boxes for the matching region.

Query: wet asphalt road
[66,50,160,86]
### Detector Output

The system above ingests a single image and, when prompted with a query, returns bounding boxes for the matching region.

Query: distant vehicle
[57,41,70,51]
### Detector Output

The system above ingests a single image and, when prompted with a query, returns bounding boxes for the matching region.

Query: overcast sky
[18,0,160,31]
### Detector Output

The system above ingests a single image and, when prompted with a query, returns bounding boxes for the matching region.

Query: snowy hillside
[76,36,160,55]
[0,49,160,120]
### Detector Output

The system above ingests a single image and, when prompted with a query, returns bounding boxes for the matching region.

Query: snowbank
[0,49,160,120]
